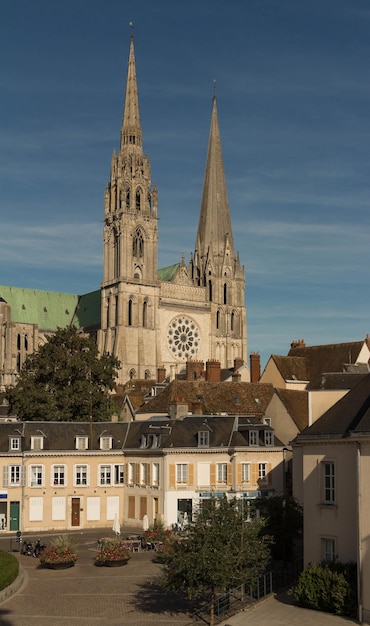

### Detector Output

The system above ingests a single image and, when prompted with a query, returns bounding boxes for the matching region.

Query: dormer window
[31,436,43,451]
[249,430,259,446]
[76,436,88,451]
[100,436,112,451]
[140,434,160,449]
[198,431,210,448]
[10,437,20,452]
[264,431,274,446]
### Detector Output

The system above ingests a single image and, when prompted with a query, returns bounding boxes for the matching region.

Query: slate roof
[0,422,129,452]
[296,374,370,440]
[0,415,283,453]
[138,380,275,416]
[274,388,309,432]
[307,372,369,391]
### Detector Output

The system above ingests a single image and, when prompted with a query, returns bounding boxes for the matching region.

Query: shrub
[0,550,18,591]
[294,561,357,617]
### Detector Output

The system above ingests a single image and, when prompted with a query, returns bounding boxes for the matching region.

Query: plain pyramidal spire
[195,94,235,272]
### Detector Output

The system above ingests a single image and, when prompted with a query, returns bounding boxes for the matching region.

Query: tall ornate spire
[120,30,142,152]
[195,96,235,275]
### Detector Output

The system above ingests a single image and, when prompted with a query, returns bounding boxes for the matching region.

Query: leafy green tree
[162,497,271,626]
[6,327,120,421]
[253,495,303,561]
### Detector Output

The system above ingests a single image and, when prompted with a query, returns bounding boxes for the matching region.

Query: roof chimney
[290,339,306,349]
[169,397,189,420]
[192,401,203,415]
[233,357,244,372]
[206,360,221,382]
[186,360,204,381]
[232,371,241,383]
[249,352,260,383]
[157,365,166,383]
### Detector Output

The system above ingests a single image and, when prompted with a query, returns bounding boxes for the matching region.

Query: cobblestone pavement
[219,591,357,626]
[0,531,359,626]
[0,530,196,626]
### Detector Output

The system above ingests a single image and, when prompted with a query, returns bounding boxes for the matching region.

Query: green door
[9,501,20,531]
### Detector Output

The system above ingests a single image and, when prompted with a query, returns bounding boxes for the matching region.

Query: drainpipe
[357,442,363,624]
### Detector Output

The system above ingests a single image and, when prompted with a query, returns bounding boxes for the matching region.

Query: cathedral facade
[0,34,247,390]
[98,34,247,384]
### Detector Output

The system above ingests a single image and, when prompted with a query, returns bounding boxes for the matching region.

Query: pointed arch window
[114,230,120,278]
[133,228,144,258]
[223,283,227,305]
[195,268,201,287]
[136,189,141,211]
[231,311,235,332]
[216,310,220,330]
[143,300,148,328]
[126,190,130,210]
[129,368,136,380]
[115,295,119,326]
[128,299,133,327]
[208,280,213,302]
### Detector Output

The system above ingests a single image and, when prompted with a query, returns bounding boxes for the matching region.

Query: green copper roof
[73,290,101,329]
[158,263,179,281]
[0,286,101,331]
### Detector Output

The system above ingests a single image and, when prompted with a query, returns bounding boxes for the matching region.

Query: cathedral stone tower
[191,96,246,369]
[99,33,247,385]
[99,33,159,381]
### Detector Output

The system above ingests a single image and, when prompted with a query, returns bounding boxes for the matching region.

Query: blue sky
[1,0,370,369]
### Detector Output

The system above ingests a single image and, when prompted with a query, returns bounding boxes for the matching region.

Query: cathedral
[0,33,247,390]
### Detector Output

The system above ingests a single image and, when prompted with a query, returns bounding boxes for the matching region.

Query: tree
[6,327,120,421]
[253,495,303,561]
[162,497,271,626]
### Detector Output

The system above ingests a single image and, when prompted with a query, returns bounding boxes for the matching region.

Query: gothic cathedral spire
[194,96,235,276]
[100,31,159,375]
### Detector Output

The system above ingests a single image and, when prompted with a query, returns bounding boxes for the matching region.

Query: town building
[260,337,370,424]
[292,373,370,624]
[0,416,286,534]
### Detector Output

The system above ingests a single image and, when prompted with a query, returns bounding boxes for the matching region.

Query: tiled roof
[296,374,370,439]
[138,380,275,416]
[274,388,309,432]
[288,341,366,383]
[271,355,308,381]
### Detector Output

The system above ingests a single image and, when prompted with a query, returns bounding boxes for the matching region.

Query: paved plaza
[0,530,358,626]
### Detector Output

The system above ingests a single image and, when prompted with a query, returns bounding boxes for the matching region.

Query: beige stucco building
[0,416,286,534]
[0,32,247,390]
[293,374,370,624]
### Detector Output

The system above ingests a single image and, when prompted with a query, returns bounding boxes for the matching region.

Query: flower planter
[102,559,129,567]
[46,561,75,570]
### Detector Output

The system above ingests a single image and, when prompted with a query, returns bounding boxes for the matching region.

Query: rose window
[167,316,200,360]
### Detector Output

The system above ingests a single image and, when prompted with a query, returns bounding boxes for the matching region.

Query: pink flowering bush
[39,535,78,566]
[95,537,131,564]
[144,521,173,543]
